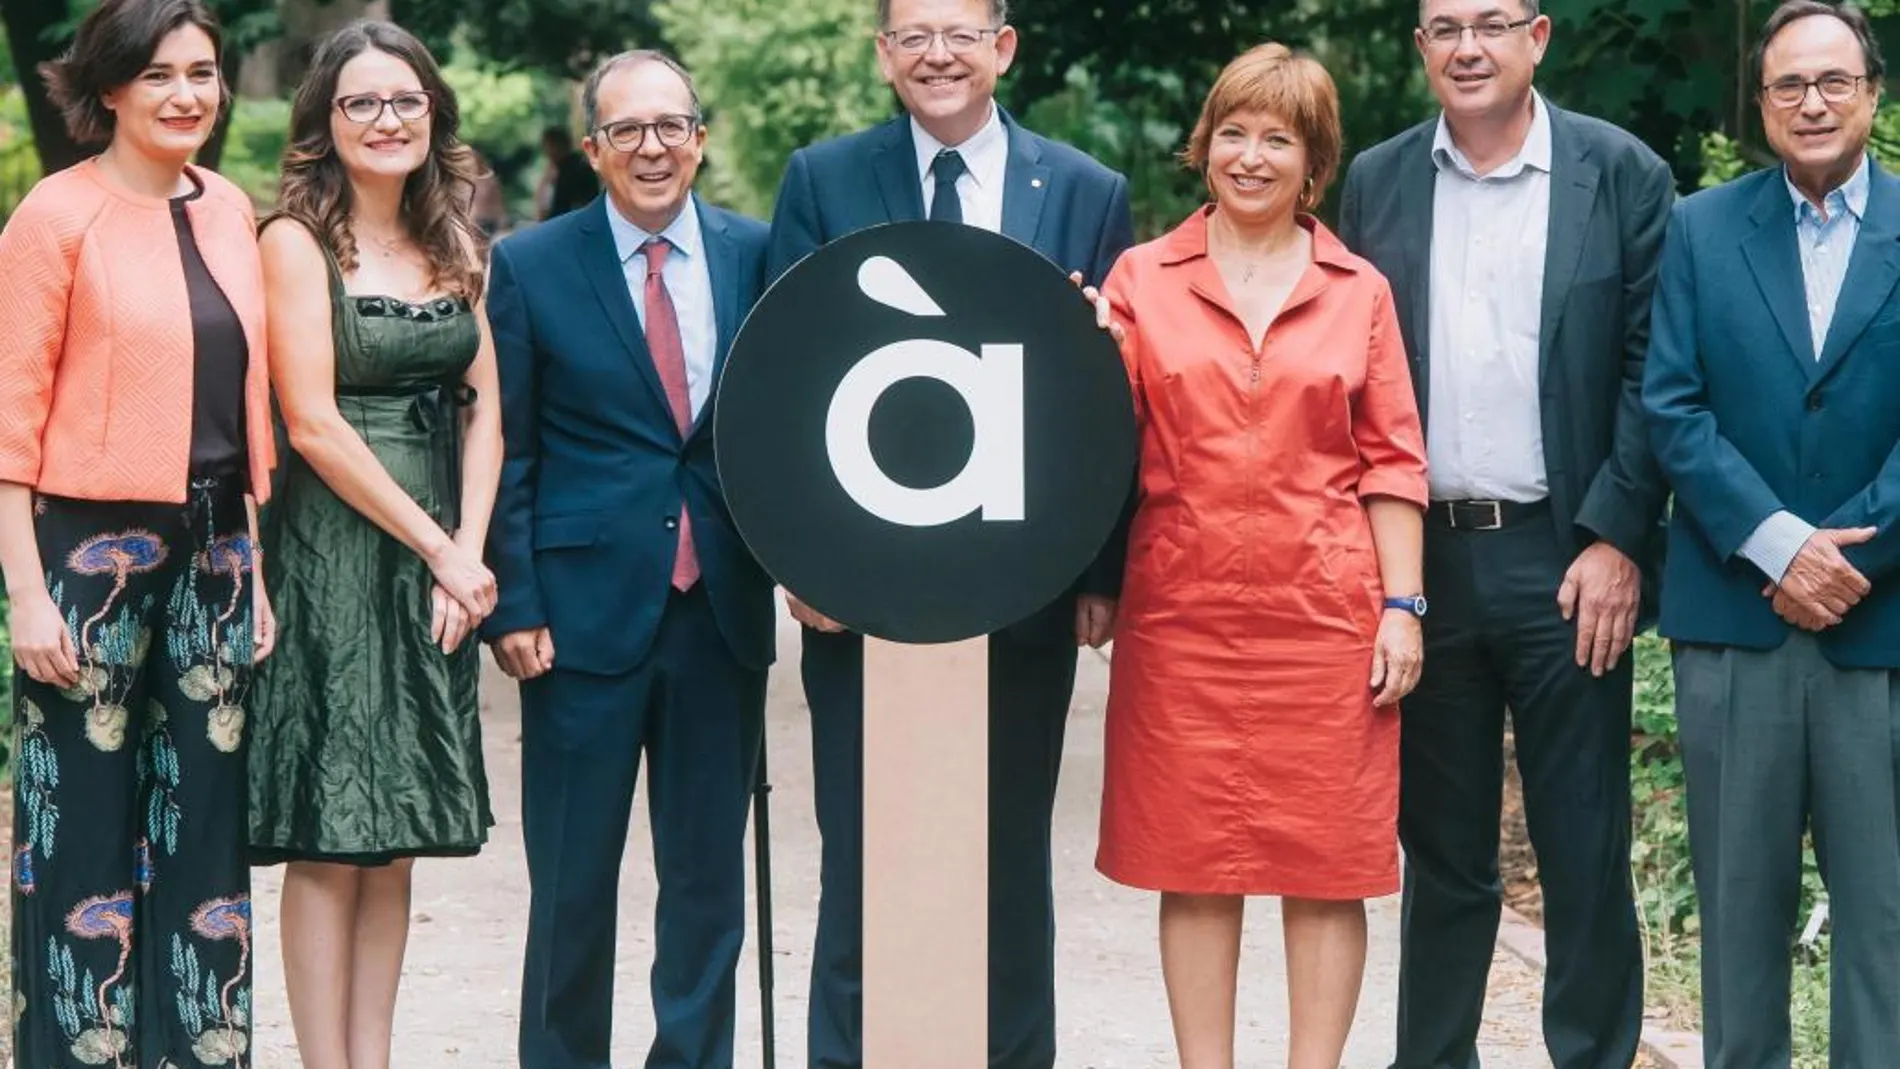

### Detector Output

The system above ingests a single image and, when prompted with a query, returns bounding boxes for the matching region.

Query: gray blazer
[1338,101,1676,616]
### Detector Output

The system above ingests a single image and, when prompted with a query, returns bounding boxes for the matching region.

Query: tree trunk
[2,0,84,174]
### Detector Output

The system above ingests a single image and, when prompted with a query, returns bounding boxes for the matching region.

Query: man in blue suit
[766,2,1134,1066]
[1644,3,1900,1064]
[483,50,776,1069]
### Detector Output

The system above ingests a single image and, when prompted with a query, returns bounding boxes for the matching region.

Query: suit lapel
[578,199,674,416]
[1396,138,1437,418]
[1740,175,1821,381]
[1001,115,1050,248]
[1539,110,1600,383]
[692,200,740,439]
[871,117,926,223]
[1816,162,1900,383]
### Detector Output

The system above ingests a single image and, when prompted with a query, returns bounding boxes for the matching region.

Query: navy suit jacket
[1644,158,1900,669]
[766,110,1136,645]
[483,195,776,674]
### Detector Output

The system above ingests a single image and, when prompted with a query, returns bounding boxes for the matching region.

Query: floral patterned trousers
[12,478,255,1068]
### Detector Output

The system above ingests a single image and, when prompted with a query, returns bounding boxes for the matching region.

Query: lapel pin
[1031,178,1044,189]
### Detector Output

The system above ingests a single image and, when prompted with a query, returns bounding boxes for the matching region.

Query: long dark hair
[278,19,483,300]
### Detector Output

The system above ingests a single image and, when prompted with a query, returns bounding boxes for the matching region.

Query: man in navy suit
[483,50,776,1069]
[1645,3,1900,1064]
[766,2,1134,1066]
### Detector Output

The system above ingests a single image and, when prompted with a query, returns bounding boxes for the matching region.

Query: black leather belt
[1427,498,1550,531]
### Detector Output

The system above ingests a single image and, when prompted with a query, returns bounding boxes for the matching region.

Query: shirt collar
[911,103,1007,188]
[1431,91,1552,180]
[607,192,703,266]
[1787,153,1870,225]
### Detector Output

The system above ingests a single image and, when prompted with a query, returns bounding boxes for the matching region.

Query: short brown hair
[40,0,226,146]
[1183,44,1342,211]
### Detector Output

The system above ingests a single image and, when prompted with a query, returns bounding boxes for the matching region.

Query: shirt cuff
[1738,510,1818,583]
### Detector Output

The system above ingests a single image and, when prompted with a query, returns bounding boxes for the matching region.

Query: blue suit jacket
[766,111,1136,645]
[483,196,776,674]
[1644,158,1900,669]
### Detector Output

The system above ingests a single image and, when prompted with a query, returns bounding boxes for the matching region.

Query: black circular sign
[716,223,1137,644]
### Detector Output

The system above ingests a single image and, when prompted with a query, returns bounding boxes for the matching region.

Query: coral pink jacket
[0,159,275,503]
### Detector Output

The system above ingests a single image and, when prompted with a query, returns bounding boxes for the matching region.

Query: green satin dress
[248,230,493,866]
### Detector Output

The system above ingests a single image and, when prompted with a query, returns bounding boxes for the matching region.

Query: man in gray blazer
[1338,2,1674,1067]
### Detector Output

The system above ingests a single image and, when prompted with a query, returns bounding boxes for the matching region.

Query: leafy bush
[0,88,43,224]
[654,0,892,218]
[213,97,293,206]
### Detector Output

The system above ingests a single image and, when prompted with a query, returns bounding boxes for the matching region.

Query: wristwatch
[1383,594,1428,618]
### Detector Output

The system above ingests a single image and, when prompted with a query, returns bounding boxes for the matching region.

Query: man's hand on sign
[786,591,847,633]
[1075,594,1116,648]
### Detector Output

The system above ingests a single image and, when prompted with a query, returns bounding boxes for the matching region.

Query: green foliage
[654,0,892,219]
[208,96,289,206]
[1019,65,1203,240]
[391,0,663,79]
[442,58,571,218]
[0,85,41,222]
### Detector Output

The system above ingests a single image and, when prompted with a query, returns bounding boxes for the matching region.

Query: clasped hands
[1762,527,1876,632]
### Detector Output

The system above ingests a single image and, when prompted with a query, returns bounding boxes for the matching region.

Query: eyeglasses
[335,91,433,125]
[881,27,999,55]
[1421,18,1534,47]
[594,114,699,152]
[1761,73,1869,108]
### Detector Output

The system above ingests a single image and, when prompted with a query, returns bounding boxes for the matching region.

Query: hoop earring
[1300,175,1316,211]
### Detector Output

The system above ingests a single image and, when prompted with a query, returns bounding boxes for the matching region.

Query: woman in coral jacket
[0,2,276,1065]
[1090,44,1428,1069]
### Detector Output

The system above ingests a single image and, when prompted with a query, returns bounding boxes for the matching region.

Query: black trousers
[1392,514,1643,1069]
[516,585,766,1069]
[801,627,1076,1069]
[12,481,257,1069]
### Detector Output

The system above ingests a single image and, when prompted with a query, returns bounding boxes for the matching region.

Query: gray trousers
[1673,633,1900,1069]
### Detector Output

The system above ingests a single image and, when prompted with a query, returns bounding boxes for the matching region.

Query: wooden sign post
[862,637,988,1067]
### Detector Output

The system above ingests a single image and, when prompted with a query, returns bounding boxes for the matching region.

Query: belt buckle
[1447,499,1503,531]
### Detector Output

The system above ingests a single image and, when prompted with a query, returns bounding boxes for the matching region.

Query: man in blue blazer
[483,51,775,1069]
[766,1,1133,1066]
[1644,4,1900,1064]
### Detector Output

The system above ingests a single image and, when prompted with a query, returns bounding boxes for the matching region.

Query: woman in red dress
[1092,44,1429,1069]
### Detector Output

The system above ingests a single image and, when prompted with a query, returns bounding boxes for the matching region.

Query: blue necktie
[929,150,967,224]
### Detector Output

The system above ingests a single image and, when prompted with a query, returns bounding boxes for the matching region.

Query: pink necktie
[641,238,700,591]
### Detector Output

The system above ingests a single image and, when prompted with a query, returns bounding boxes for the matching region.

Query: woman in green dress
[248,20,502,1067]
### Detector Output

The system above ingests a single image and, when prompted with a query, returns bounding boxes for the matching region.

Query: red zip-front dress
[1096,207,1428,898]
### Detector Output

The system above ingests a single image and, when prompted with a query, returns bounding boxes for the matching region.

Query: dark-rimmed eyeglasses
[1421,18,1534,47]
[593,114,700,152]
[881,27,1000,55]
[1762,73,1869,109]
[335,91,434,125]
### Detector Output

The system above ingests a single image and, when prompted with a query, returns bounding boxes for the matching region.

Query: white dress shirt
[1425,92,1553,502]
[1736,156,1872,582]
[913,104,1009,234]
[606,193,718,420]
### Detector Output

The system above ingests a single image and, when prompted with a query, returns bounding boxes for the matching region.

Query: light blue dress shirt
[606,193,718,420]
[1737,156,1871,582]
